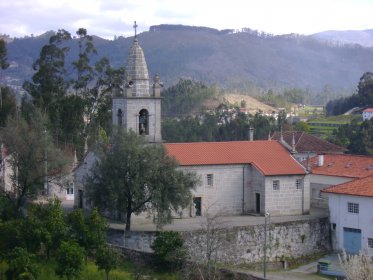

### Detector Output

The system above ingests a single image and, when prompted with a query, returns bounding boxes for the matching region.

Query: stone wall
[184,217,330,265]
[107,217,330,265]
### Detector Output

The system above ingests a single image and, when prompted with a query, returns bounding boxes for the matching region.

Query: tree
[23,30,71,110]
[0,38,10,112]
[151,231,185,270]
[55,241,85,280]
[85,130,198,230]
[0,86,17,127]
[339,250,373,280]
[95,245,119,280]
[26,199,66,258]
[294,121,310,133]
[0,110,70,216]
[5,247,39,280]
[67,207,107,261]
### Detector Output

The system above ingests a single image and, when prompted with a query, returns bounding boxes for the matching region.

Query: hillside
[311,29,373,47]
[2,25,373,102]
[220,93,276,114]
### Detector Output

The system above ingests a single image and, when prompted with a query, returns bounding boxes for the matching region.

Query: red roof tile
[271,131,345,154]
[363,108,373,113]
[310,154,373,178]
[322,175,373,197]
[165,140,305,176]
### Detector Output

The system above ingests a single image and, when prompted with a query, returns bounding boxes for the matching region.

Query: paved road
[109,208,328,231]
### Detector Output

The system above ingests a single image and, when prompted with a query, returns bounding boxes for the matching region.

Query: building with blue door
[323,176,373,256]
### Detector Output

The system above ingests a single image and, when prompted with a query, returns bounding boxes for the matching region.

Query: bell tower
[112,22,162,143]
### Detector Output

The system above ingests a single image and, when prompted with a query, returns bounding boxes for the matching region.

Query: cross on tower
[133,21,138,37]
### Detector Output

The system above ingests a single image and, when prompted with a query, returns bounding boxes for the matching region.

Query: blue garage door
[343,227,361,254]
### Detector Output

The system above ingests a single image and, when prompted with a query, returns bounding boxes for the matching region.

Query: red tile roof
[165,140,305,176]
[310,154,373,178]
[271,131,345,154]
[363,108,373,113]
[322,175,373,197]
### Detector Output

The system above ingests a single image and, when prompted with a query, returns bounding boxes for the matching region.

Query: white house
[322,176,373,255]
[308,154,373,208]
[362,108,373,121]
[165,141,309,217]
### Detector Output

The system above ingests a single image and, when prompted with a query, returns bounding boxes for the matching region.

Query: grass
[2,258,179,280]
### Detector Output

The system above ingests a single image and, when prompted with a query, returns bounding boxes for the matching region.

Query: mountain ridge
[2,24,373,102]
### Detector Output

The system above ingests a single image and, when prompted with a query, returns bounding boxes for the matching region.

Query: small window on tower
[139,109,149,135]
[117,109,123,126]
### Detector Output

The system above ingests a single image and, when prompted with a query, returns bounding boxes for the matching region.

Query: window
[139,109,149,135]
[117,109,123,126]
[347,202,359,214]
[272,180,280,190]
[207,174,213,187]
[296,179,303,190]
[368,238,373,249]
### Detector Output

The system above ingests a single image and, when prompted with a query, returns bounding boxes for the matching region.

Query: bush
[151,231,185,270]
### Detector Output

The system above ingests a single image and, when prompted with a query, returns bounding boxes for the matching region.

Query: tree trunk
[125,199,132,231]
[106,271,110,280]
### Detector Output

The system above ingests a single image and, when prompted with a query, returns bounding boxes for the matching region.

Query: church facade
[74,32,310,217]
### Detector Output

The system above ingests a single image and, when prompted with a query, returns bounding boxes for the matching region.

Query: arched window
[117,109,123,126]
[139,109,149,135]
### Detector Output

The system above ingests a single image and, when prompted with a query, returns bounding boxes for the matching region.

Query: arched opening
[139,109,149,135]
[117,109,123,126]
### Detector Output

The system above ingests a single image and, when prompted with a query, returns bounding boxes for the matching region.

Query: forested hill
[3,24,373,94]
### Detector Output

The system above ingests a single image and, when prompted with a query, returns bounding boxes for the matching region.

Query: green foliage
[6,247,39,280]
[95,245,119,280]
[0,38,9,70]
[23,29,71,109]
[0,86,17,127]
[85,130,198,230]
[55,241,85,280]
[294,121,310,133]
[0,111,69,215]
[327,72,373,116]
[151,231,185,270]
[27,199,67,257]
[162,79,216,116]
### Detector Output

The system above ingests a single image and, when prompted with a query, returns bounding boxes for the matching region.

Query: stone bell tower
[112,22,162,143]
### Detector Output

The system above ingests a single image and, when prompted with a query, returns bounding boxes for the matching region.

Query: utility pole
[263,211,270,278]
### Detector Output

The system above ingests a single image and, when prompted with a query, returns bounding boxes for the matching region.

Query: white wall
[181,164,249,216]
[265,174,310,216]
[310,174,352,208]
[329,193,373,256]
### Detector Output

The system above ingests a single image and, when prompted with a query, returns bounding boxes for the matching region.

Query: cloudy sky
[1,0,373,39]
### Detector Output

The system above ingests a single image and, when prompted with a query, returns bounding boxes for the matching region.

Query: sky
[1,0,373,39]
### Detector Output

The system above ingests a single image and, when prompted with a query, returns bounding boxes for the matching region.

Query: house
[362,108,373,121]
[322,176,373,255]
[308,154,373,208]
[165,141,309,217]
[270,131,345,162]
[0,143,75,202]
[74,27,310,218]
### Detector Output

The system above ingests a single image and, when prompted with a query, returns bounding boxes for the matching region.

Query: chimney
[318,154,324,167]
[249,127,254,141]
[291,133,296,154]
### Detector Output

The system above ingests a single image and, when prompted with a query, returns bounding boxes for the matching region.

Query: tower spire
[133,21,138,37]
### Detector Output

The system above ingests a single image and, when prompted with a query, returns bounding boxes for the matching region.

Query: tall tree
[85,130,198,230]
[0,110,69,216]
[23,30,71,110]
[0,86,16,127]
[0,38,10,111]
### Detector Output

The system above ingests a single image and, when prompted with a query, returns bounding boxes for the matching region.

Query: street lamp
[263,211,270,278]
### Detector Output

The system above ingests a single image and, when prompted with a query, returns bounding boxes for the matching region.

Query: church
[74,29,310,218]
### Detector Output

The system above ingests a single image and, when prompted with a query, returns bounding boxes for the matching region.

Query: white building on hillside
[362,108,373,121]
